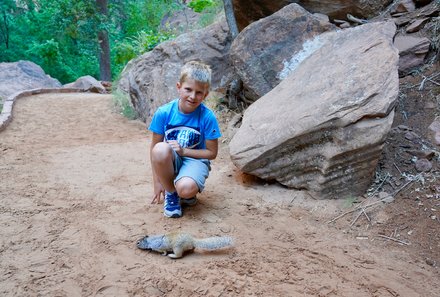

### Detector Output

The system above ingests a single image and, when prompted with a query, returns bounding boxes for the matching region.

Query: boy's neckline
[177,98,202,115]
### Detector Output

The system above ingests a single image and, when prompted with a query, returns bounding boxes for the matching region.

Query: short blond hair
[179,61,212,86]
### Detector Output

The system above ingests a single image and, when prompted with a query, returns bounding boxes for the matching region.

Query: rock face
[232,0,393,30]
[229,21,399,199]
[229,4,336,101]
[0,61,61,102]
[117,19,232,124]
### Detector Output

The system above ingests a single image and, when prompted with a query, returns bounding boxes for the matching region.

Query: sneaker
[164,192,182,218]
[181,196,198,207]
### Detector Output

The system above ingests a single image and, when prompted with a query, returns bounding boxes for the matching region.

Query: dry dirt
[0,89,439,296]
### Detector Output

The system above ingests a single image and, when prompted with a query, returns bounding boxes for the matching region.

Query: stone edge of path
[0,88,99,133]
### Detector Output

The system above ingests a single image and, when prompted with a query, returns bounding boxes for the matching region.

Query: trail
[0,92,438,296]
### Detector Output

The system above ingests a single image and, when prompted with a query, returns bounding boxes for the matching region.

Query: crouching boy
[149,61,221,218]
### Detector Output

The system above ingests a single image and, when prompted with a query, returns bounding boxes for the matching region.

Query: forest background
[0,0,222,84]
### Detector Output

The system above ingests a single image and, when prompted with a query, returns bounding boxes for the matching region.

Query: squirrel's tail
[193,236,233,250]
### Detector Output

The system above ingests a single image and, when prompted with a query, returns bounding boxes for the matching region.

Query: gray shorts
[172,150,211,192]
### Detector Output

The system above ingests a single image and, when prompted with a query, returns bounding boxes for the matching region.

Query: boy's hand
[167,140,185,156]
[151,181,165,204]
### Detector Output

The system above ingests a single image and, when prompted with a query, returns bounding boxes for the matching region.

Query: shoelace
[166,194,179,206]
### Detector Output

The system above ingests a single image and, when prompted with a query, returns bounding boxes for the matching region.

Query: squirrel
[137,232,233,259]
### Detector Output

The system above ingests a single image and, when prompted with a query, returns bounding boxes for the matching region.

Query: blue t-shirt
[149,99,221,150]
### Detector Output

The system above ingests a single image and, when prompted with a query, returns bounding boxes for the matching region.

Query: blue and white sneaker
[181,196,198,207]
[164,192,182,218]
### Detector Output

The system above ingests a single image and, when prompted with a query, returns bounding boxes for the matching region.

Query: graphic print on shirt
[165,124,201,149]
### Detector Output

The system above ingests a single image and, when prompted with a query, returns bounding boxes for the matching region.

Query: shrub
[187,0,216,13]
[112,89,137,120]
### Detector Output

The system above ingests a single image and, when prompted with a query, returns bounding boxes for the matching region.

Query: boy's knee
[151,142,173,162]
[176,177,199,198]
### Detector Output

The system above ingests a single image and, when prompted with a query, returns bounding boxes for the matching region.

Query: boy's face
[177,78,209,114]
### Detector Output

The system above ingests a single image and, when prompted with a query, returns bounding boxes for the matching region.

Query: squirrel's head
[137,235,152,250]
[137,234,165,251]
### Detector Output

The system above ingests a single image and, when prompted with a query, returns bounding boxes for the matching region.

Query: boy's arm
[150,132,165,203]
[168,138,218,160]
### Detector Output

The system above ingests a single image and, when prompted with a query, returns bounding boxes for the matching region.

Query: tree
[0,0,16,50]
[222,0,241,109]
[222,0,238,39]
[96,0,111,81]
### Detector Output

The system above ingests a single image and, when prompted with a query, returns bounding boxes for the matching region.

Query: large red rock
[229,21,399,199]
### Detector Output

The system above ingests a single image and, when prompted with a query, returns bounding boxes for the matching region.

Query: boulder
[393,34,430,76]
[0,61,61,102]
[229,21,399,199]
[64,75,107,93]
[232,0,393,30]
[117,19,232,124]
[229,4,336,101]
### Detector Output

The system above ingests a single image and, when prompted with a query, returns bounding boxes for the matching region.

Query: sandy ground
[0,92,439,296]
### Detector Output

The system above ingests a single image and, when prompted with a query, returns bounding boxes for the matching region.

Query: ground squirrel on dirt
[137,232,233,259]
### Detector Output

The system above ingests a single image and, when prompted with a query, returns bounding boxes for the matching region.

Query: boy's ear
[203,90,210,100]
[176,82,181,90]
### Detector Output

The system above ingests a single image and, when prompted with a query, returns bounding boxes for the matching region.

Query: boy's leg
[176,177,199,199]
[151,142,182,218]
[151,142,176,193]
[175,158,210,201]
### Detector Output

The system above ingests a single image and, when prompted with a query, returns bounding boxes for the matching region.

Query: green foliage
[343,196,358,208]
[0,0,219,85]
[197,0,223,27]
[112,89,136,119]
[114,42,136,66]
[132,30,175,53]
[187,0,216,13]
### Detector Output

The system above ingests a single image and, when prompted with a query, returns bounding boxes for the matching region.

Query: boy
[148,61,221,218]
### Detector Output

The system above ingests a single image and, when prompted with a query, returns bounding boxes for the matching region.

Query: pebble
[379,191,394,203]
[415,158,432,172]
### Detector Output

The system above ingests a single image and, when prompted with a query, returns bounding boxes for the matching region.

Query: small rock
[428,118,440,146]
[415,158,432,172]
[313,13,330,23]
[391,0,416,14]
[404,131,419,141]
[425,258,436,267]
[339,21,351,29]
[379,191,394,203]
[397,125,410,131]
[406,18,429,33]
[394,34,431,75]
[424,100,436,109]
[406,149,435,160]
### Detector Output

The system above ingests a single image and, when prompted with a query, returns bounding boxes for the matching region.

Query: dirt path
[0,93,438,296]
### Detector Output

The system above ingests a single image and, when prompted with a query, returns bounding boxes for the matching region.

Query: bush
[132,30,175,53]
[112,89,137,120]
[187,0,216,13]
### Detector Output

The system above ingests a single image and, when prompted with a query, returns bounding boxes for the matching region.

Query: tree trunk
[222,0,239,39]
[96,0,111,81]
[0,10,10,49]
